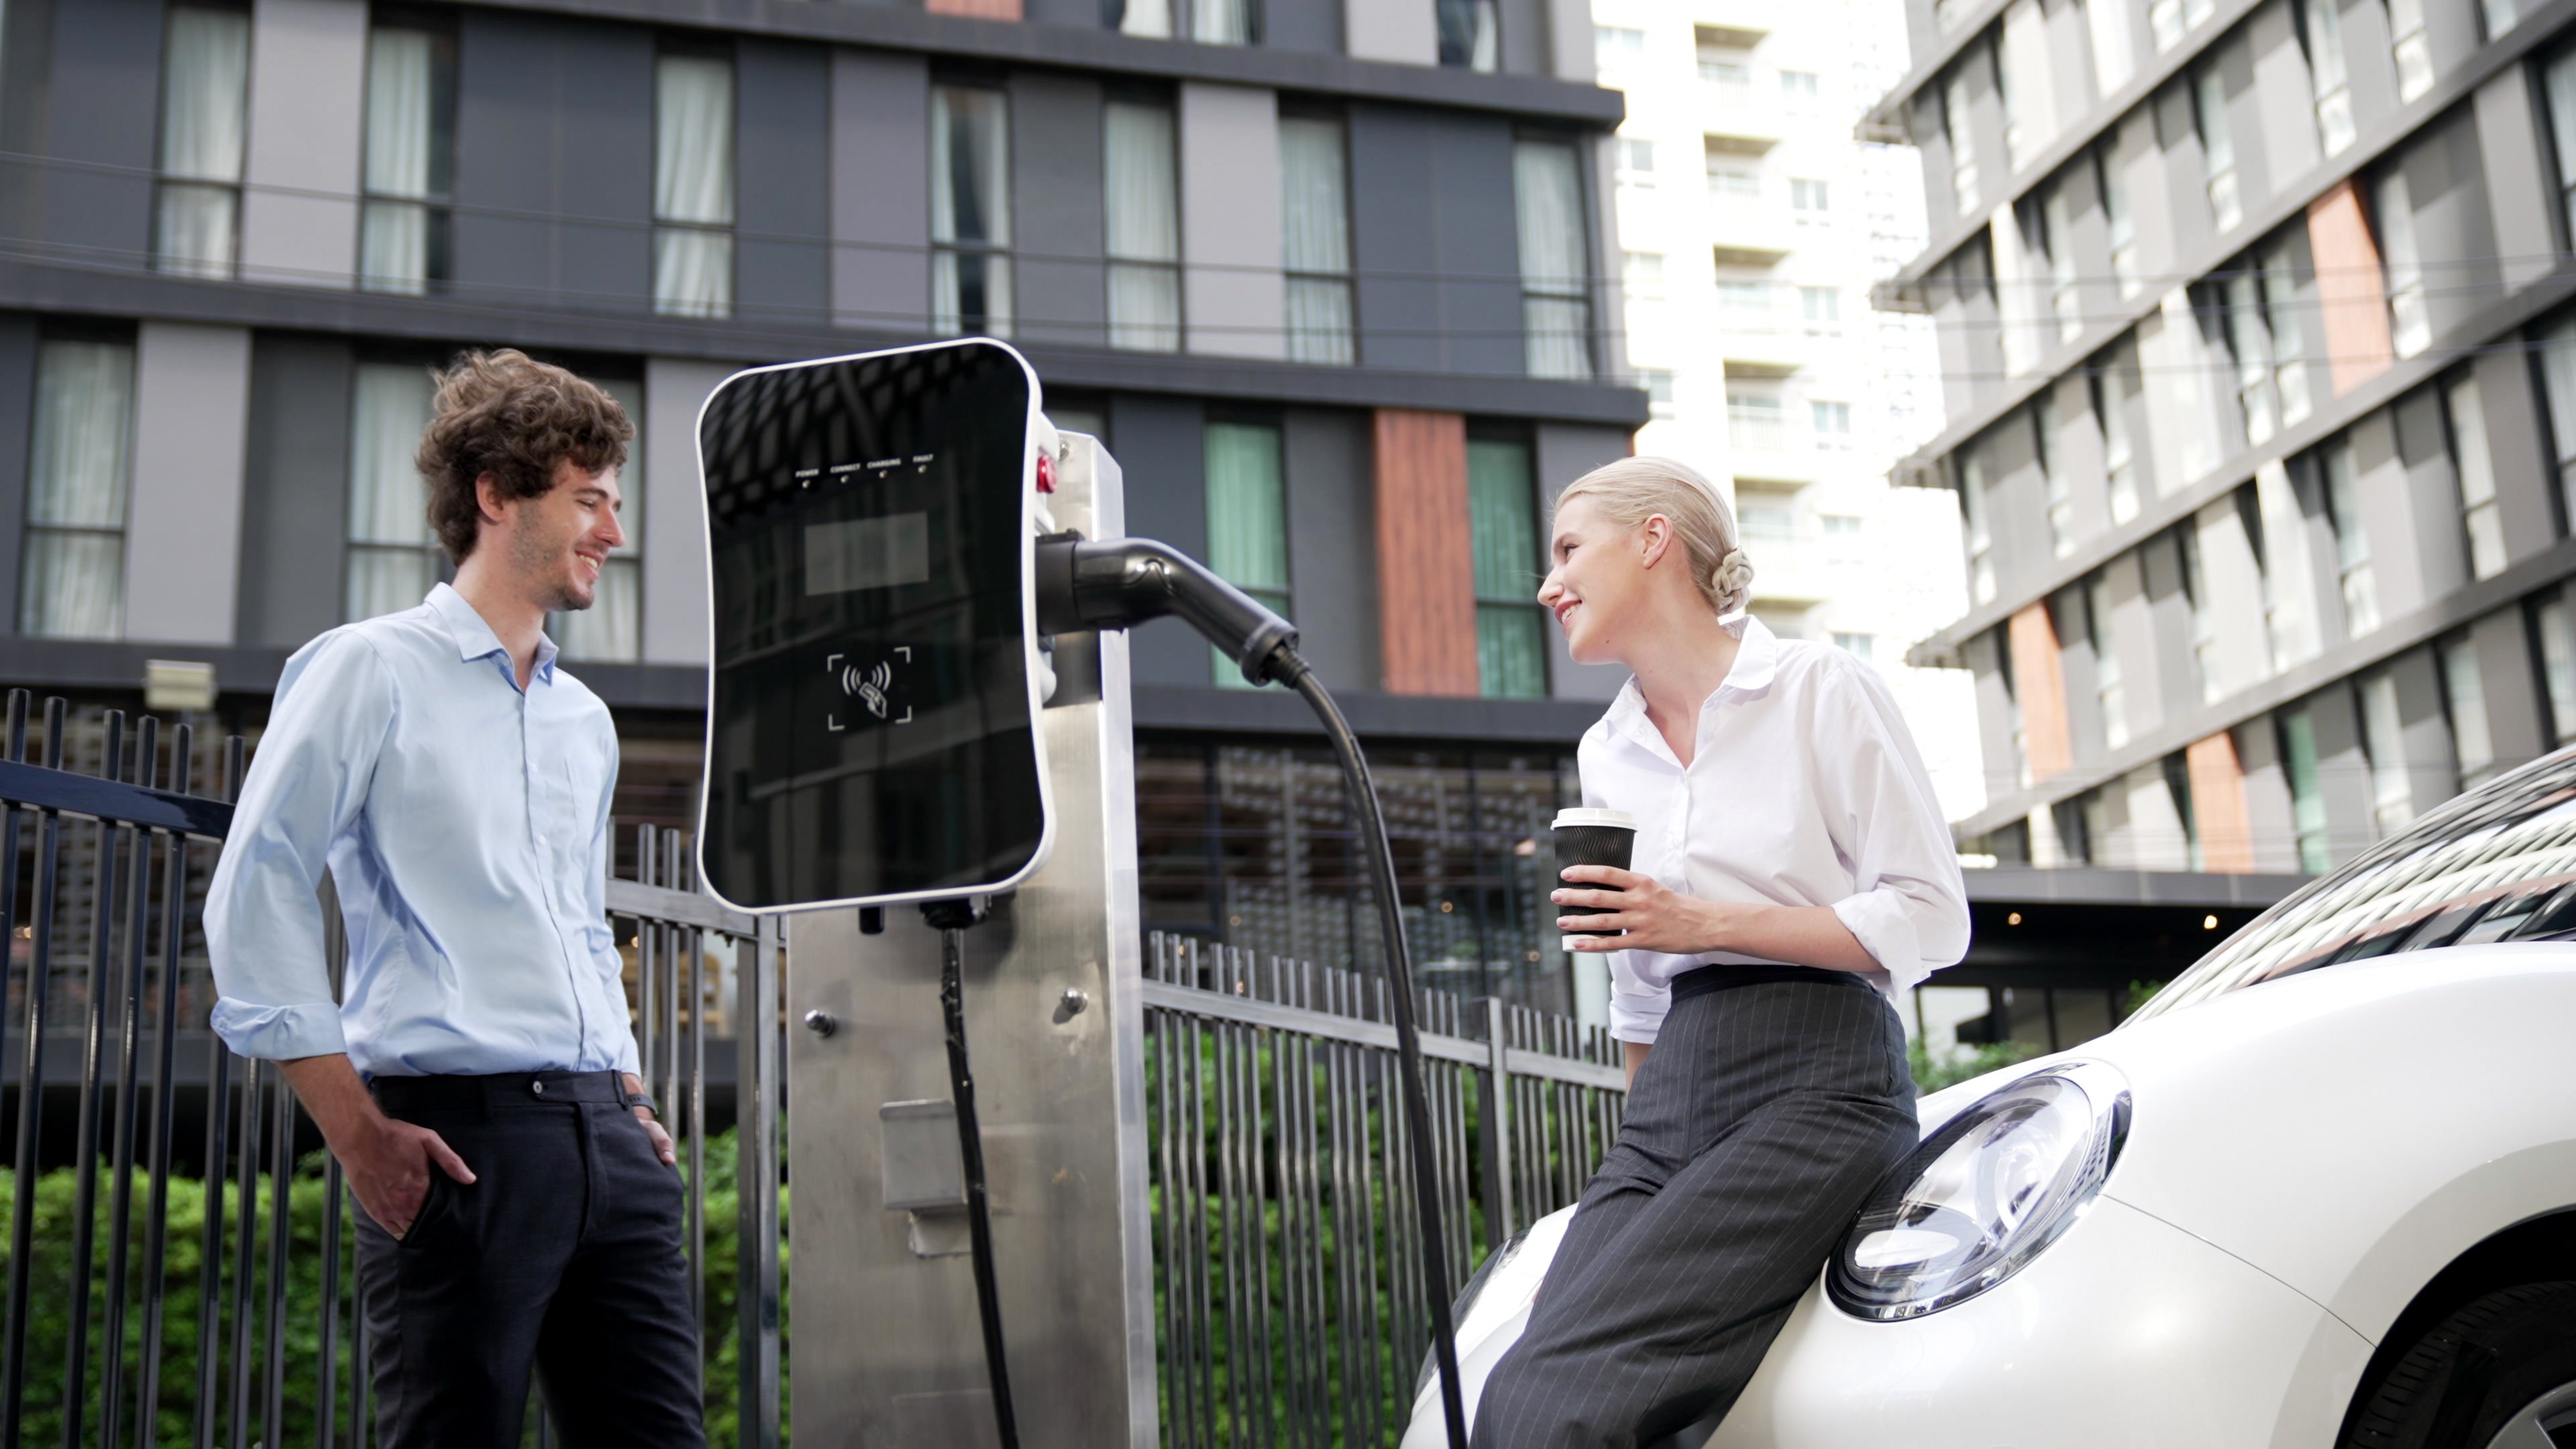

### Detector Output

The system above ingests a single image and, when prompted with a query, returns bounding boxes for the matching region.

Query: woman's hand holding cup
[1554,866,1721,955]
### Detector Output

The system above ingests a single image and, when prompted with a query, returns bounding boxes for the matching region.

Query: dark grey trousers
[1471,971,1918,1449]
[352,1069,706,1449]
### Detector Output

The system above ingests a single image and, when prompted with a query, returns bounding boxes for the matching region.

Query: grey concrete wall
[2332,0,2401,140]
[236,333,352,649]
[2141,527,2199,719]
[1181,82,1286,360]
[2233,713,2302,874]
[2339,412,2414,634]
[453,11,653,313]
[2304,682,2375,866]
[0,0,55,244]
[242,0,365,290]
[1265,0,1343,54]
[1968,630,2021,798]
[832,49,930,334]
[1932,260,1978,423]
[2197,490,2269,700]
[1282,408,1377,690]
[1545,0,1591,81]
[1111,394,1209,686]
[126,323,252,645]
[2247,1,2317,201]
[2474,345,2559,555]
[0,316,36,627]
[2402,109,2502,346]
[1350,105,1523,377]
[1497,0,1547,77]
[1346,0,1435,65]
[2274,225,2329,421]
[2154,80,2214,262]
[2100,549,2157,737]
[2471,604,2548,770]
[35,0,163,271]
[1010,73,1108,350]
[2388,382,2469,614]
[1976,409,2048,600]
[737,40,832,324]
[2476,69,2555,292]
[2052,372,2110,547]
[2108,109,2174,303]
[2056,586,2106,763]
[642,358,732,667]
[2058,160,2116,359]
[1914,92,1957,234]
[2386,645,2455,820]
[1536,421,1633,702]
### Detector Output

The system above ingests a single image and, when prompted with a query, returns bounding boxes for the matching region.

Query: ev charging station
[694,339,1468,1449]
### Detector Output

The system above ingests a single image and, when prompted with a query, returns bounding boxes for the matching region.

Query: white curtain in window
[1119,0,1173,38]
[655,56,735,318]
[933,87,1013,335]
[2549,54,2576,240]
[346,362,437,621]
[1193,0,1251,44]
[2376,171,2429,358]
[362,29,433,293]
[2085,0,2133,92]
[20,341,134,640]
[1105,101,1180,351]
[1282,117,1354,364]
[1514,141,1591,380]
[2542,319,2576,525]
[156,7,250,278]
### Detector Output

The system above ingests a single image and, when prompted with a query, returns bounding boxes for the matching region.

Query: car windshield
[2128,747,2576,1023]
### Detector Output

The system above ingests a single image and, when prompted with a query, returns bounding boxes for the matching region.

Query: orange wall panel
[926,0,1022,15]
[2186,730,2256,873]
[2008,603,2071,782]
[2307,180,2394,398]
[1373,409,1480,697]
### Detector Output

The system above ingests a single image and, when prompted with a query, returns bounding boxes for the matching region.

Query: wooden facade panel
[2308,179,2394,398]
[2186,729,2257,874]
[927,0,1023,16]
[1373,408,1479,696]
[2008,602,2072,782]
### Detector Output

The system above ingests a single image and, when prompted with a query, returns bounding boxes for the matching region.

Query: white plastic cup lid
[1552,808,1637,831]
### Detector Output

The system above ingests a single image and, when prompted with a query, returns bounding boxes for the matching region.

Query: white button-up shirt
[1582,614,1970,1044]
[207,584,640,1079]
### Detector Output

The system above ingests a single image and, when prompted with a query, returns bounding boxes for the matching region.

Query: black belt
[1669,963,1869,1001]
[370,1069,627,1112]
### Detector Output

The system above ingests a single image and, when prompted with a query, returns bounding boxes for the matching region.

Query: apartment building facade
[1877,0,2575,892]
[0,0,1643,1014]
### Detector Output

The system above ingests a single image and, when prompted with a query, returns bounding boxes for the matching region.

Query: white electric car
[1407,748,2576,1449]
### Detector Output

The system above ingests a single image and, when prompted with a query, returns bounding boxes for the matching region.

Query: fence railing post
[1482,996,1515,1253]
[736,914,783,1449]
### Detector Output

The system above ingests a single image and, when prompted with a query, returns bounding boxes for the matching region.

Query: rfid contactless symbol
[825,647,913,731]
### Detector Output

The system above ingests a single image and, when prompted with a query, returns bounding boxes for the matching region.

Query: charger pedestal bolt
[1060,988,1089,1017]
[802,1009,837,1038]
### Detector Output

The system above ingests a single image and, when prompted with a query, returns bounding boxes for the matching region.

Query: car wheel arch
[2331,1207,2576,1446]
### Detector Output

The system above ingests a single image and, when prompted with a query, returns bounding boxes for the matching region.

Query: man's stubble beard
[510,515,595,614]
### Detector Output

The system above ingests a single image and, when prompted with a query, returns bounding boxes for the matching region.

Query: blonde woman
[1471,458,1969,1448]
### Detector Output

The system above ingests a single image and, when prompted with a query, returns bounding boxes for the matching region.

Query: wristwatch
[625,1090,659,1118]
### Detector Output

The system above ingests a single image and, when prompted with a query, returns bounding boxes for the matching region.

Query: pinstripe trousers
[1470,971,1917,1449]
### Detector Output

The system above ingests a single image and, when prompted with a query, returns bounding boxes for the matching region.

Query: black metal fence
[0,690,785,1449]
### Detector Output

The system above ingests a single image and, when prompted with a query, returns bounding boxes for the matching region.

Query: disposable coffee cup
[1552,808,1638,951]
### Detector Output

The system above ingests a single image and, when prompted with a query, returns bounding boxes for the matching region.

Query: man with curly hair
[205,349,704,1446]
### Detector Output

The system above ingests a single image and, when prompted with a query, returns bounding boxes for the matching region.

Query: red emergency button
[1035,451,1057,494]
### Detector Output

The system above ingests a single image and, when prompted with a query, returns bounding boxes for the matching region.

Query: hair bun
[1711,547,1755,616]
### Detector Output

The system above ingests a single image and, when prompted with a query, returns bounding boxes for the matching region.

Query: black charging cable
[1036,533,1472,1449]
[920,894,1018,1449]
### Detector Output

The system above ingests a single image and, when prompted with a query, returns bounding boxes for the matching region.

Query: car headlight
[1827,1060,2129,1321]
[1415,1226,1533,1399]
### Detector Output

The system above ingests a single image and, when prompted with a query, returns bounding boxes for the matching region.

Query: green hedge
[0,1128,786,1446]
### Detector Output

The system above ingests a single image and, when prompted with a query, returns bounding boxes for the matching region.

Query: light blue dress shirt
[207,584,641,1079]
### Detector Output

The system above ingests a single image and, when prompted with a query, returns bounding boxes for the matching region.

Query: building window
[1716,280,1770,322]
[2094,362,2142,525]
[2356,671,2412,835]
[345,362,442,623]
[1281,115,1355,365]
[2038,395,2074,557]
[554,378,645,661]
[2194,65,2239,233]
[2263,246,2312,429]
[1106,99,1181,352]
[1997,626,2029,789]
[1832,631,1874,659]
[653,52,735,319]
[1618,138,1658,183]
[1595,25,1647,70]
[359,21,455,295]
[2447,375,2507,581]
[1625,252,1667,298]
[2043,185,2080,344]
[19,339,135,640]
[1812,399,1853,443]
[2536,596,2576,745]
[1738,498,1794,542]
[2223,270,2279,447]
[1470,435,1546,698]
[1800,286,1840,331]
[1728,389,1784,450]
[2177,523,2218,703]
[1707,164,1760,205]
[1205,420,1287,687]
[2538,315,2576,529]
[1438,0,1500,72]
[2386,0,2433,101]
[1110,0,1253,43]
[2485,0,2522,40]
[1790,177,1830,222]
[2300,0,2357,156]
[2087,572,2126,749]
[155,5,252,280]
[1960,449,1995,606]
[2279,706,2330,872]
[2548,50,2576,244]
[2162,751,2203,869]
[2321,438,2378,638]
[1641,369,1676,417]
[2440,634,2496,790]
[1780,70,1820,105]
[2098,146,2140,298]
[1822,513,1862,540]
[1943,70,1978,215]
[1698,44,1752,95]
[1515,140,1593,381]
[2375,170,2430,358]
[932,86,1013,337]
[2086,0,2135,93]
[2151,0,2217,52]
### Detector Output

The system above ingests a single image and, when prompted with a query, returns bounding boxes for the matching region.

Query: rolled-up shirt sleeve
[1607,952,1671,1044]
[1819,659,1971,996]
[206,633,394,1062]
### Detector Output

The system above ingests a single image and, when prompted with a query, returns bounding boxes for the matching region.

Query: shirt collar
[1603,612,1780,749]
[426,582,558,686]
